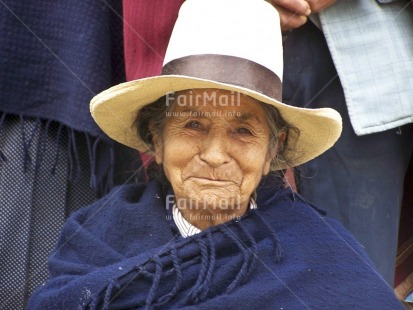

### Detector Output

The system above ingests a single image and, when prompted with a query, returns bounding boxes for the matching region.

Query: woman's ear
[263,157,272,176]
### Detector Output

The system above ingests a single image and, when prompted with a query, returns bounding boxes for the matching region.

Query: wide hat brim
[91,75,342,170]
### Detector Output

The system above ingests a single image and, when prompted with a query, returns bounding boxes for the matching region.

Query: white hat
[90,0,342,169]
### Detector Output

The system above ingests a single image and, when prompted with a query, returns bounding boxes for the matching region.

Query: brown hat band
[162,54,282,101]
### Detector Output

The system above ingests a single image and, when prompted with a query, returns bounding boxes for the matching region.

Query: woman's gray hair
[260,102,299,170]
[135,94,299,171]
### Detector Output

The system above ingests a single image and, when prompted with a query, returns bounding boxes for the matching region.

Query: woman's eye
[185,121,201,129]
[236,127,252,135]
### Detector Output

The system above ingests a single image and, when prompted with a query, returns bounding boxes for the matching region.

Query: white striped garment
[172,198,257,238]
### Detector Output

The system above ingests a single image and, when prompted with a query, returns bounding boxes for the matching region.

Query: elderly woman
[28,0,403,309]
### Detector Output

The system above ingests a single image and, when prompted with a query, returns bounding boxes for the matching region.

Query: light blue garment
[319,0,413,135]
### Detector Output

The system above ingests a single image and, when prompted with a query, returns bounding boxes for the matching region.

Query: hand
[306,0,336,13]
[269,0,337,31]
[269,0,311,31]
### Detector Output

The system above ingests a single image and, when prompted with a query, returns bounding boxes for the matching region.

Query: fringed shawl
[0,0,126,192]
[28,180,403,309]
[0,0,124,137]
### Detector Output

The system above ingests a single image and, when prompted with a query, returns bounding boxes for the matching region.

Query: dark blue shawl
[0,0,124,137]
[0,1,130,192]
[28,180,403,309]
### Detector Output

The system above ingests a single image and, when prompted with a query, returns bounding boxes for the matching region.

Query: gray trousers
[0,115,144,309]
[0,116,96,309]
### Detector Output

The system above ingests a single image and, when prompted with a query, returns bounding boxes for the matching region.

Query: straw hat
[90,0,342,169]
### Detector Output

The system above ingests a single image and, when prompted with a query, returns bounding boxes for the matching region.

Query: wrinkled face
[153,89,278,211]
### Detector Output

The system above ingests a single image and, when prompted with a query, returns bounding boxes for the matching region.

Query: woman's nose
[199,130,231,167]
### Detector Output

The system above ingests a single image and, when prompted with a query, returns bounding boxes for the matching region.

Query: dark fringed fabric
[0,0,131,216]
[0,1,143,308]
[28,180,404,309]
[0,0,128,193]
[0,0,125,136]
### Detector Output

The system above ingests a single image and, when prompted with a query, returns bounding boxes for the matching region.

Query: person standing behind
[0,1,142,308]
[272,0,413,286]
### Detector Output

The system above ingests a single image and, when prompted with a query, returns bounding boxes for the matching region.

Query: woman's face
[153,89,278,211]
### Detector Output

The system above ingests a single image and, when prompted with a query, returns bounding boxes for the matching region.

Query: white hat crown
[164,0,283,82]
